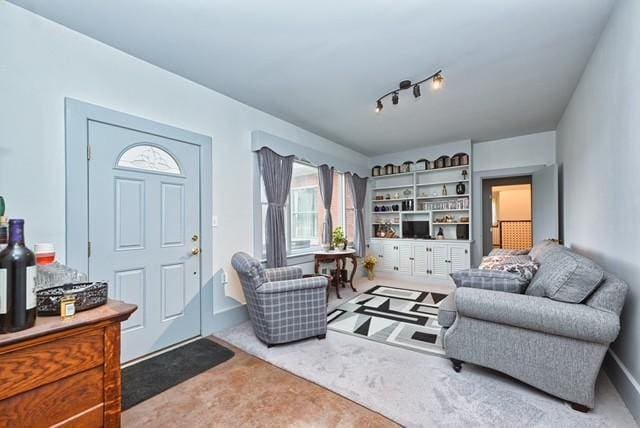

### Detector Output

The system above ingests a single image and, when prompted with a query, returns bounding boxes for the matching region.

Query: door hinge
[88,241,91,257]
[87,144,92,161]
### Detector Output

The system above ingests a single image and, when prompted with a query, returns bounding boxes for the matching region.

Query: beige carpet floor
[216,275,638,428]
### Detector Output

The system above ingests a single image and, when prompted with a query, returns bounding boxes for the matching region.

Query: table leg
[348,255,357,292]
[314,257,320,274]
[334,257,341,299]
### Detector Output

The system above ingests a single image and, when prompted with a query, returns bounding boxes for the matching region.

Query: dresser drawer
[0,366,104,428]
[0,328,104,400]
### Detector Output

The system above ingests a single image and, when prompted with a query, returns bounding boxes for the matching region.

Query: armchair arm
[257,276,328,294]
[455,287,620,344]
[265,266,303,282]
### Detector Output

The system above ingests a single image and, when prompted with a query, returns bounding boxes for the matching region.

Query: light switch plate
[212,216,218,227]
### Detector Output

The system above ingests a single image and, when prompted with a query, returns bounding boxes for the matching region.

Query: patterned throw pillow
[488,248,530,256]
[450,269,528,294]
[479,255,540,281]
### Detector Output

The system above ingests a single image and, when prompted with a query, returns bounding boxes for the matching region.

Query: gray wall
[0,2,368,335]
[556,0,640,420]
[471,132,556,264]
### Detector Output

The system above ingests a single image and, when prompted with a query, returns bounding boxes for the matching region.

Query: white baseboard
[606,349,640,423]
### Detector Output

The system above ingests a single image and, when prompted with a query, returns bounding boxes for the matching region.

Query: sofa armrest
[455,287,620,344]
[257,276,328,294]
[265,266,303,282]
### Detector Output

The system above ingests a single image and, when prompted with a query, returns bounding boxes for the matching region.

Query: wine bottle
[0,219,37,333]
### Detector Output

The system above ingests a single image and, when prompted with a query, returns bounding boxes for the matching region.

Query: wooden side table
[313,249,358,299]
[0,299,136,427]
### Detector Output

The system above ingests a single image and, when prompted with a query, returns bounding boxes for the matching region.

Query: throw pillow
[488,248,530,256]
[526,246,604,303]
[479,255,539,281]
[528,239,561,263]
[450,269,529,294]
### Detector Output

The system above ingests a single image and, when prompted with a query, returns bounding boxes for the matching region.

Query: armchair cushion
[526,246,604,303]
[451,269,528,294]
[257,276,328,294]
[265,266,303,282]
[455,287,620,344]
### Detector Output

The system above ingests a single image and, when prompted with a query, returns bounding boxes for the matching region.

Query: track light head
[413,84,421,98]
[432,73,444,90]
[392,92,399,105]
[375,100,383,113]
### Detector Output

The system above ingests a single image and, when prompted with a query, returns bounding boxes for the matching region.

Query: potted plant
[332,226,347,250]
[364,255,378,281]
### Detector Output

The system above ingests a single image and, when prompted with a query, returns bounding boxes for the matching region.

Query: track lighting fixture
[432,72,445,90]
[375,69,443,112]
[413,84,421,98]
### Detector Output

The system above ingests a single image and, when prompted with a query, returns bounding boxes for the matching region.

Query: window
[344,179,355,243]
[117,144,181,175]
[289,162,321,251]
[258,159,354,257]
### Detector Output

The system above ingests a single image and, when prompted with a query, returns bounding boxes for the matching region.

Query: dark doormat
[122,338,234,410]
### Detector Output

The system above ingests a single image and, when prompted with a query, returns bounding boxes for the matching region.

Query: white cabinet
[430,243,450,279]
[412,243,429,277]
[369,239,471,279]
[449,244,471,272]
[397,244,412,274]
[381,242,397,272]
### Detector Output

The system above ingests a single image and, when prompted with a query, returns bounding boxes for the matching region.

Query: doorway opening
[482,176,532,256]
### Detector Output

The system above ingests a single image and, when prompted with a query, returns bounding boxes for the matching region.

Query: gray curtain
[258,147,294,268]
[317,165,334,246]
[346,173,368,257]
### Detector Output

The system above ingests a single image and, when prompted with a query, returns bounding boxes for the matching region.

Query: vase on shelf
[367,269,375,281]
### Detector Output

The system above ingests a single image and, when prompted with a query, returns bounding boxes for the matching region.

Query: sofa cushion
[488,248,530,256]
[479,255,539,281]
[437,292,457,328]
[450,269,529,294]
[526,246,604,303]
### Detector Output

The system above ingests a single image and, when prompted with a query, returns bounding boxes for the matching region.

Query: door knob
[191,248,201,256]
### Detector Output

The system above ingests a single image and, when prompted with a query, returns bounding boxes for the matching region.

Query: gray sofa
[438,241,628,412]
[231,252,329,346]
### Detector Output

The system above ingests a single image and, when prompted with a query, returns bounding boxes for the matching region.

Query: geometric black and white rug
[327,285,448,357]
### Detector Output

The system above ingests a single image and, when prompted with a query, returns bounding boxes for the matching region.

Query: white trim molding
[606,349,640,423]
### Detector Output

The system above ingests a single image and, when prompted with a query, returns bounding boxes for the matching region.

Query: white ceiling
[10,0,614,155]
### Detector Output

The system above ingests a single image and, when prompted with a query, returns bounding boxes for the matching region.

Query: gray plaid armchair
[231,252,328,346]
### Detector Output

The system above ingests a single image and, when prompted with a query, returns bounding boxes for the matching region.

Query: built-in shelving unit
[369,159,472,241]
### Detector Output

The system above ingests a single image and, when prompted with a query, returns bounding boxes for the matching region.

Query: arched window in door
[117,144,181,175]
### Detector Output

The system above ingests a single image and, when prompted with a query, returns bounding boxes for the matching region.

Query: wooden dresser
[0,300,136,428]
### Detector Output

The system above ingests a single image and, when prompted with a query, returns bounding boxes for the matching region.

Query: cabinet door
[381,242,397,272]
[449,245,470,272]
[412,243,429,277]
[397,243,412,274]
[430,243,449,278]
[368,241,383,259]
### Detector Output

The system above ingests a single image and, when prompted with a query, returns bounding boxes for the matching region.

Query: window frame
[254,157,352,260]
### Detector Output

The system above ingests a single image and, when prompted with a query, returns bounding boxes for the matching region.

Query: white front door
[88,121,201,362]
